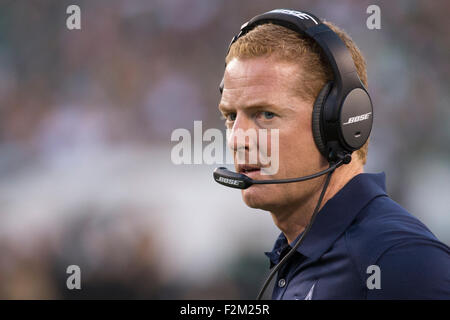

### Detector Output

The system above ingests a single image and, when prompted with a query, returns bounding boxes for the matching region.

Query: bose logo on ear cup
[342,112,372,126]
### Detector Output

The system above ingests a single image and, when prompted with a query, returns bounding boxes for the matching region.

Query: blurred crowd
[0,0,449,299]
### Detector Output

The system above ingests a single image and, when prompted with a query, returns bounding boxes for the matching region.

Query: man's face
[219,56,328,212]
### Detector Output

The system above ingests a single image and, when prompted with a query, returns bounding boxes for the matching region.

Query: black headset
[219,9,373,164]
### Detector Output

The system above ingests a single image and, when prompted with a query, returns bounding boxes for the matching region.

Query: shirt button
[278,278,286,288]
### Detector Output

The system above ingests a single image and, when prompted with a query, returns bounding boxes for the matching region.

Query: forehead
[219,57,300,110]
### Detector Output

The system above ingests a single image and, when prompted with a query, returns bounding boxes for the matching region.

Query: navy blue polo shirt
[265,172,450,299]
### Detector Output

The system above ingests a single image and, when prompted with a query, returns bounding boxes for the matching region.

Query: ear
[312,82,333,158]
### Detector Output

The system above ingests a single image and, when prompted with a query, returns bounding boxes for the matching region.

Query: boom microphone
[213,156,349,189]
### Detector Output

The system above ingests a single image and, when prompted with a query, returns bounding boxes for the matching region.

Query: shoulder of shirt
[344,194,450,282]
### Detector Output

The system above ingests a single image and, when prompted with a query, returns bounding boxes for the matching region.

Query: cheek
[277,131,312,170]
[276,119,323,173]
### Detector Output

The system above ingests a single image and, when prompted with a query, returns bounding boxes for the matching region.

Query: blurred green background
[0,0,449,299]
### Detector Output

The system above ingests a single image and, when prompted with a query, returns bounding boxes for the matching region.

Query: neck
[270,161,364,244]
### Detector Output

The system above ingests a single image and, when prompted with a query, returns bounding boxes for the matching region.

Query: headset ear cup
[312,82,332,158]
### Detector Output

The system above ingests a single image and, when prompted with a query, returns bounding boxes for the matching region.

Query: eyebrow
[218,102,281,114]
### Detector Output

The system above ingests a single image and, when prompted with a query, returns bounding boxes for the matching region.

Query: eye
[225,113,236,121]
[262,111,275,119]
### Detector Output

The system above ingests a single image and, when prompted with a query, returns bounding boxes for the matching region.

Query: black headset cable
[256,162,338,300]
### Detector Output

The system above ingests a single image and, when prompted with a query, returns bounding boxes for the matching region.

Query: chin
[241,185,279,211]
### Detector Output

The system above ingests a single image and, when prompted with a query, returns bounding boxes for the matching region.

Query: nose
[227,113,258,159]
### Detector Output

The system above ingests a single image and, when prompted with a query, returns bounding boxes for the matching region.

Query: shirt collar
[265,172,387,265]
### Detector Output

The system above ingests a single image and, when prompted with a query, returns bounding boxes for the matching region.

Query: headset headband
[220,9,365,101]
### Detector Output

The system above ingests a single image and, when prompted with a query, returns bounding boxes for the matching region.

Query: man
[217,10,449,299]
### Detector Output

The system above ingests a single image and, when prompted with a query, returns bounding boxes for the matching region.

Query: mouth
[238,165,261,176]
